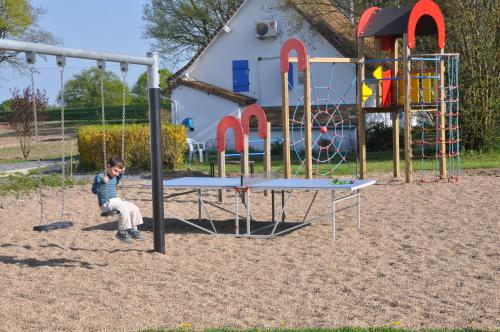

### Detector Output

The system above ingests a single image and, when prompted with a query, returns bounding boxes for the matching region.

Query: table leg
[281,190,286,222]
[332,191,336,240]
[198,189,202,221]
[357,189,361,229]
[271,190,275,223]
[246,189,251,236]
[235,190,239,236]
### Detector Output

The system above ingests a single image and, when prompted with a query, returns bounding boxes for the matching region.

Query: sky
[0,0,153,104]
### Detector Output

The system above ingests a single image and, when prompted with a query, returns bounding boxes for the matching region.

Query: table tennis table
[161,176,375,239]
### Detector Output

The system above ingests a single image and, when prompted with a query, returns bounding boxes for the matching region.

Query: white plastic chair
[187,138,206,162]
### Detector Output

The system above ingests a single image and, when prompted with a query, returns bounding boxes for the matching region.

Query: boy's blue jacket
[92,172,122,207]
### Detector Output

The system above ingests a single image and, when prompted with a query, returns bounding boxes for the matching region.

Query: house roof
[172,77,257,106]
[169,0,360,82]
[289,0,357,58]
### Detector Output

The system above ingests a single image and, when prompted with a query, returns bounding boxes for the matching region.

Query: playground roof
[359,5,414,37]
[357,0,446,49]
[359,5,439,38]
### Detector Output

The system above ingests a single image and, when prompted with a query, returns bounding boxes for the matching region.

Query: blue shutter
[232,60,249,92]
[288,63,294,89]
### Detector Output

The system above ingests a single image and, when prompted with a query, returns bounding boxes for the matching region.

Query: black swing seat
[100,210,120,217]
[33,221,74,232]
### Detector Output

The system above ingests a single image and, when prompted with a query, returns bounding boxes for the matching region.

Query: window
[232,60,249,92]
[288,63,304,89]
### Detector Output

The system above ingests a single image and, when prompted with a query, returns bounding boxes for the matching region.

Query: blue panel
[288,63,294,89]
[233,60,249,92]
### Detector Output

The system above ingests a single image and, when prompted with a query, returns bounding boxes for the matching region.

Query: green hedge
[77,123,186,171]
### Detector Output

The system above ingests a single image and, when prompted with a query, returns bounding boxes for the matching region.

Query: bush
[271,139,283,156]
[366,122,403,152]
[78,123,186,171]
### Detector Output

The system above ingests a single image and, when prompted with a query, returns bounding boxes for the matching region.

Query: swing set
[0,39,168,254]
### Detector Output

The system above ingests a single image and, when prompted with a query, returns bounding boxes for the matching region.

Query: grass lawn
[0,139,78,164]
[0,171,84,196]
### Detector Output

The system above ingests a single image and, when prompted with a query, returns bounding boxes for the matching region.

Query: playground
[0,171,498,330]
[0,0,498,330]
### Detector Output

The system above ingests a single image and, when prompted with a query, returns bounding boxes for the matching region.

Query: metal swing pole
[147,52,165,254]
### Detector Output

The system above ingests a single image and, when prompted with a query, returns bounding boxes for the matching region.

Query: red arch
[280,38,308,73]
[408,0,445,49]
[357,7,380,37]
[216,116,244,153]
[241,104,268,138]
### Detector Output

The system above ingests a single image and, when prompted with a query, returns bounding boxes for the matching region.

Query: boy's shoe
[115,231,133,244]
[129,229,144,241]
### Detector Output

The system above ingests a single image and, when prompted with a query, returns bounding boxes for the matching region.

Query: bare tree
[143,0,239,66]
[8,87,48,159]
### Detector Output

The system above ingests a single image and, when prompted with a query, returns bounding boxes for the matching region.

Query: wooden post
[217,151,225,202]
[281,71,291,179]
[402,34,412,183]
[356,37,367,179]
[304,55,313,179]
[374,38,382,107]
[241,134,249,176]
[392,37,400,178]
[439,48,447,179]
[263,121,271,196]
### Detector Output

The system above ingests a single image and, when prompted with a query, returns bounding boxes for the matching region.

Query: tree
[287,0,499,151]
[0,0,58,69]
[60,68,133,108]
[131,68,172,105]
[438,0,499,151]
[8,87,48,159]
[143,0,240,66]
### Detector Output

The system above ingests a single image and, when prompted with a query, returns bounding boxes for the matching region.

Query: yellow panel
[362,82,373,102]
[373,66,383,80]
[410,76,420,103]
[422,71,434,103]
[397,74,420,104]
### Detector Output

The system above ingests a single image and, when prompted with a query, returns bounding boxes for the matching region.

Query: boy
[92,156,144,243]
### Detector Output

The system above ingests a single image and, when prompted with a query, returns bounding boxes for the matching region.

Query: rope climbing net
[289,63,358,177]
[411,54,460,182]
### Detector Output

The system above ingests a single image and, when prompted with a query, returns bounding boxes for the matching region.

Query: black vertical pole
[147,52,165,254]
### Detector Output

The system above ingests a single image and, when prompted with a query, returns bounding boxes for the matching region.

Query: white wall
[185,0,356,107]
[172,86,242,149]
[173,0,386,149]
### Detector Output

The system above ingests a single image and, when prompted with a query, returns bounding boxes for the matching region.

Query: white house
[170,0,390,152]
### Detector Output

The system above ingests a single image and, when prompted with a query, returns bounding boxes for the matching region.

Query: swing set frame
[0,38,167,254]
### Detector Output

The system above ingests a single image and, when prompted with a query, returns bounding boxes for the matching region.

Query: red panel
[381,69,392,107]
[357,7,380,37]
[241,104,268,138]
[280,38,308,73]
[379,36,395,53]
[216,116,244,153]
[408,0,446,49]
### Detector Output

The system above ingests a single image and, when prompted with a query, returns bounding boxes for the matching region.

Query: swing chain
[99,64,109,204]
[120,65,128,199]
[30,63,45,225]
[58,64,67,218]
